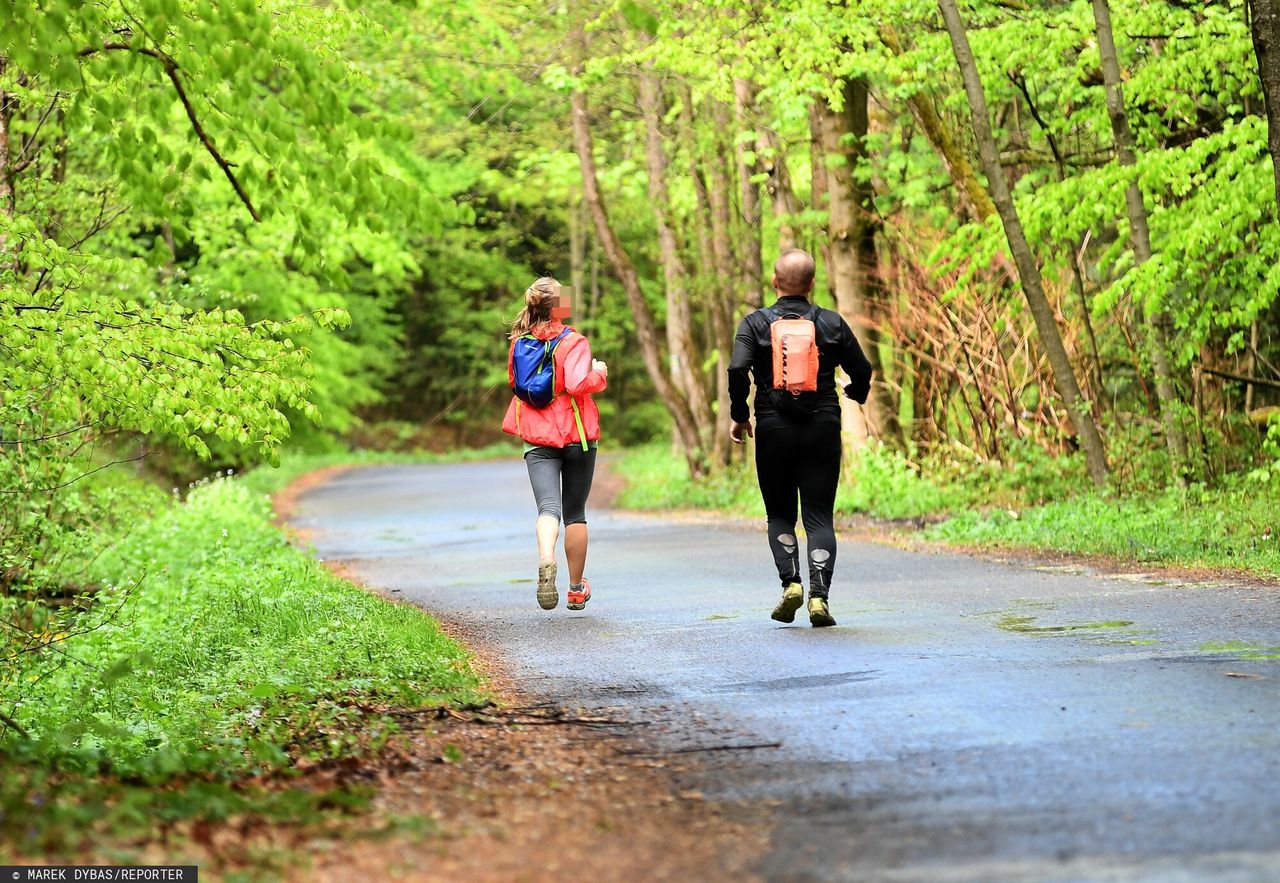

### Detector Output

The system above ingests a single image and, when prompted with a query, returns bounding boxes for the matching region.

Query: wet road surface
[292,461,1280,882]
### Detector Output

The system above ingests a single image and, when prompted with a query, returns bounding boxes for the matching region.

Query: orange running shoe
[566,577,592,610]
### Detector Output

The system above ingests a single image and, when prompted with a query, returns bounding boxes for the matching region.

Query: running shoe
[808,596,836,628]
[537,560,558,610]
[771,582,804,623]
[567,577,592,610]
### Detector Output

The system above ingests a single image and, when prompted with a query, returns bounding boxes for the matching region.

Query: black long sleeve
[728,315,756,424]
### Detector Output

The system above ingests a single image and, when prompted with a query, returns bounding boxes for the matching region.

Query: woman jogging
[502,277,608,611]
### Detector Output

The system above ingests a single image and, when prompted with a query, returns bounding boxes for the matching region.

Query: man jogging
[728,248,873,627]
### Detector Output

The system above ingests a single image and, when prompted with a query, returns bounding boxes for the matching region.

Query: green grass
[614,442,979,520]
[2,462,485,859]
[931,481,1280,578]
[612,443,1280,578]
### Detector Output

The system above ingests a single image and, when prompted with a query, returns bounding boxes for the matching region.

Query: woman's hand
[592,359,608,378]
[730,421,753,444]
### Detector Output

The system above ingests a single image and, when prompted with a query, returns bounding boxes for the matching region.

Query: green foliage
[835,443,962,520]
[615,445,764,514]
[1,474,483,779]
[932,475,1280,578]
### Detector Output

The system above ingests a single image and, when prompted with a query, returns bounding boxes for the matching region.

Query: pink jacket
[502,323,607,448]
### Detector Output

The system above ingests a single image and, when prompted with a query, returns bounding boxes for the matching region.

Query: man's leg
[755,424,802,585]
[797,422,841,627]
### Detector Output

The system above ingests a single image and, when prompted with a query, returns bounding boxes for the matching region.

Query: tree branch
[1199,365,1280,391]
[78,42,261,221]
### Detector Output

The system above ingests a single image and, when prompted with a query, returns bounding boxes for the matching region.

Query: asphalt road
[292,461,1280,883]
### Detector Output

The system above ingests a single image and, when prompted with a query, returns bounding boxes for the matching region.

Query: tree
[1251,0,1280,210]
[570,47,704,472]
[937,0,1110,486]
[1091,0,1190,481]
[638,69,713,441]
[812,77,894,445]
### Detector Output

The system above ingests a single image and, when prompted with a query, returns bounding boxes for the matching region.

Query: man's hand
[730,421,754,445]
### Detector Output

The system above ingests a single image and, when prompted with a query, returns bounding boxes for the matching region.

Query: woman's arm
[562,333,607,395]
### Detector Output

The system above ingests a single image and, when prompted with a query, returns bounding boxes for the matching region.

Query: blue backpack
[511,327,573,408]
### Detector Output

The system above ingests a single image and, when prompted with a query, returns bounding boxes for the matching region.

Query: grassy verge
[613,443,1280,579]
[930,483,1280,577]
[2,456,485,865]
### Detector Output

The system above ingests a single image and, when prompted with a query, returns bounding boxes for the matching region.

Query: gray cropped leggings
[524,444,597,525]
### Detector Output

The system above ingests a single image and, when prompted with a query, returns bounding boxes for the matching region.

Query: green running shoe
[771,582,804,623]
[808,596,836,628]
[537,560,558,610]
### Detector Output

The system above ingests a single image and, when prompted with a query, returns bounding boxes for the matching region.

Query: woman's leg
[526,447,566,609]
[560,445,597,584]
[525,447,565,561]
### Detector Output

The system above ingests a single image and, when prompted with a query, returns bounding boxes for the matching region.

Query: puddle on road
[1198,640,1280,660]
[712,670,881,693]
[996,615,1135,635]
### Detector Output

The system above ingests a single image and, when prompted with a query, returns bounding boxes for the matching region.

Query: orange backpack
[770,308,820,394]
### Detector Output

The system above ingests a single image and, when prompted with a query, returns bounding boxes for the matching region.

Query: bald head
[772,248,816,296]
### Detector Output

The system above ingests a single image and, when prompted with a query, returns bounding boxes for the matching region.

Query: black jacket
[728,296,873,426]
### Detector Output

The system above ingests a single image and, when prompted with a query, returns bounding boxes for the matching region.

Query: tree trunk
[759,128,803,249]
[637,70,713,444]
[808,102,834,270]
[570,80,704,472]
[734,78,766,308]
[1092,0,1189,482]
[0,58,14,262]
[1250,0,1280,210]
[569,197,586,320]
[812,79,896,445]
[938,0,1110,486]
[880,25,995,223]
[679,90,734,467]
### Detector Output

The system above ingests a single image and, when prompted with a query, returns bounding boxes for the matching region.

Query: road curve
[291,460,1280,883]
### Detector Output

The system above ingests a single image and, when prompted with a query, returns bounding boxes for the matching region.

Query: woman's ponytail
[510,277,559,339]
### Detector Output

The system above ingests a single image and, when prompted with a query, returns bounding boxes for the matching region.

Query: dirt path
[271,464,767,882]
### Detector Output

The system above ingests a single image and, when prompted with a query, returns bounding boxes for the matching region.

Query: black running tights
[754,421,841,598]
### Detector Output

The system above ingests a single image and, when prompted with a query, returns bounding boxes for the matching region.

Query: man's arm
[728,315,757,424]
[837,316,874,404]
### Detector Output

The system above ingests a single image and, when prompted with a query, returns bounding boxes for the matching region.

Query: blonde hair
[509,277,559,339]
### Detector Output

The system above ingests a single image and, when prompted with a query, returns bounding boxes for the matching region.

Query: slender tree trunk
[1092,0,1189,482]
[0,58,14,262]
[808,102,834,270]
[1250,0,1280,210]
[759,129,803,249]
[570,197,586,320]
[813,79,896,445]
[570,78,704,471]
[638,70,712,442]
[938,0,1110,486]
[679,90,733,466]
[1011,74,1106,404]
[880,25,995,223]
[1246,320,1260,412]
[734,78,766,308]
